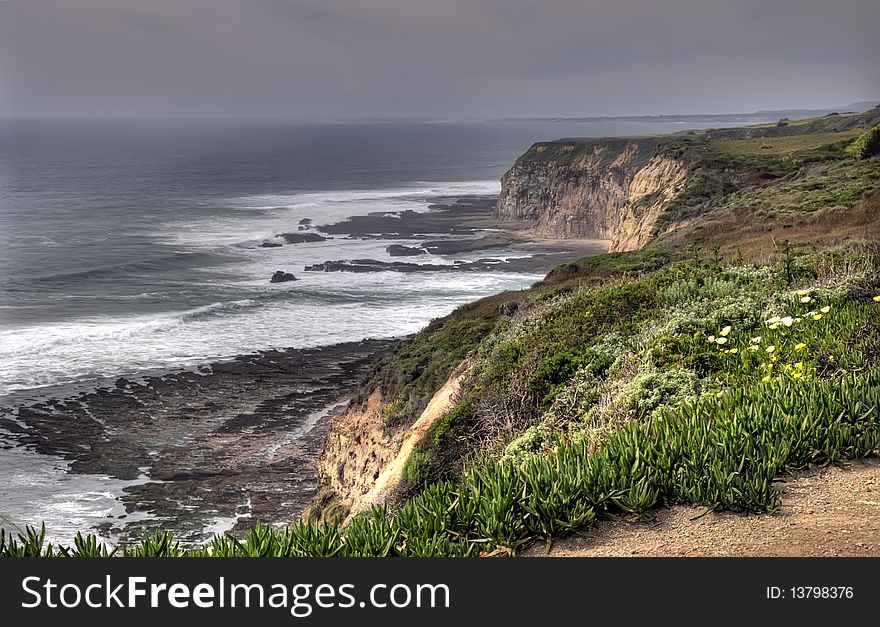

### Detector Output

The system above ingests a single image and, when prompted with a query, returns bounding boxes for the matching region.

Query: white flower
[781,316,794,327]
[716,337,728,345]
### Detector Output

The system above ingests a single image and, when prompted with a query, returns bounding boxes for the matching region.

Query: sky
[0,0,877,119]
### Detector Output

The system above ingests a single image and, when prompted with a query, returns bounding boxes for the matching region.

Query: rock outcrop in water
[495,138,687,252]
[279,232,328,244]
[270,270,298,283]
[386,244,426,257]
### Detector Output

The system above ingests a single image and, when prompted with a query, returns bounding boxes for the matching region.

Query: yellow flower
[728,347,738,354]
[769,323,780,330]
[748,345,759,352]
[766,345,776,353]
[800,296,812,303]
[794,343,806,351]
[716,337,728,345]
[796,289,810,296]
[820,305,831,314]
[873,296,880,302]
[812,314,822,321]
[720,326,732,337]
[794,362,804,369]
[762,375,772,383]
[766,316,781,325]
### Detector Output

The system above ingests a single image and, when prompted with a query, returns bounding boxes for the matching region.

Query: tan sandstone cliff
[317,361,471,517]
[495,138,687,251]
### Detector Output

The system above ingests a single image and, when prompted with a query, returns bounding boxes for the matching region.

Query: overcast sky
[0,0,877,119]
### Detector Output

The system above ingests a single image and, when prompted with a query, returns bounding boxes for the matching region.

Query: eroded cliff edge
[311,109,880,522]
[495,109,880,252]
[495,138,688,251]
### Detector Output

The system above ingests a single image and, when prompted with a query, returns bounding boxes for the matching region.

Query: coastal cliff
[495,108,880,252]
[496,137,687,251]
[317,360,471,518]
[306,109,880,535]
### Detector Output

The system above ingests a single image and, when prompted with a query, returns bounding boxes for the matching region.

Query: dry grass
[710,130,861,156]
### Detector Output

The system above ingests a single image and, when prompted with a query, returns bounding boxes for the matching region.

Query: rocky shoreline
[0,192,607,544]
[1,339,394,543]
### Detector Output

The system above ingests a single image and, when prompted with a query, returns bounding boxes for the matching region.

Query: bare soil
[526,459,880,557]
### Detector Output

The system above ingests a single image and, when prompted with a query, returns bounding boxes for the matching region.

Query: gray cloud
[0,0,877,118]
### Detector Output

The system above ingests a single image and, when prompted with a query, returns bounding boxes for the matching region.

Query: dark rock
[270,270,298,283]
[386,244,427,257]
[260,241,283,248]
[422,233,521,255]
[298,218,312,225]
[279,232,328,244]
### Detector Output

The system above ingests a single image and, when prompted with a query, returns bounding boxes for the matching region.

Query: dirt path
[526,459,880,557]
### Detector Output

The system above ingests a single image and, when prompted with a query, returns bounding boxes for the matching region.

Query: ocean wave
[17,251,233,287]
[0,299,261,358]
[233,180,500,216]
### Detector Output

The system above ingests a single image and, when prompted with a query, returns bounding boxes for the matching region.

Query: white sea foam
[156,180,500,249]
[0,271,540,396]
[0,447,154,545]
[0,177,530,398]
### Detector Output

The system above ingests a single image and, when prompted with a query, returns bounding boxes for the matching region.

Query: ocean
[0,117,738,541]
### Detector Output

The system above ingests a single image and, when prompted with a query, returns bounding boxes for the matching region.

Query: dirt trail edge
[526,459,880,557]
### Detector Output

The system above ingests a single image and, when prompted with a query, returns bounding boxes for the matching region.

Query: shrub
[846,125,880,160]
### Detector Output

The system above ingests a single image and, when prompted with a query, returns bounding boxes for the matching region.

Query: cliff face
[317,362,470,516]
[496,138,687,251]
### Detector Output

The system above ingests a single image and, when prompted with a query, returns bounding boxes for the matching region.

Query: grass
[8,245,877,558]
[5,368,878,557]
[718,159,880,214]
[709,130,861,156]
[354,290,524,430]
[5,111,880,559]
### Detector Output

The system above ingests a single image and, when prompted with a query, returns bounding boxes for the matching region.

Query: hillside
[5,110,880,557]
[304,111,880,555]
[496,107,880,252]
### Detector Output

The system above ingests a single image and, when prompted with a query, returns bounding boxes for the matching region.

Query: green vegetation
[5,110,880,559]
[718,159,880,214]
[356,291,523,430]
[846,124,880,160]
[6,242,878,558]
[655,108,880,231]
[710,130,861,156]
